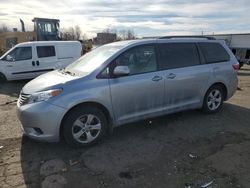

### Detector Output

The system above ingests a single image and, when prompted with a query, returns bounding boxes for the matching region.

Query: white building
[210,33,250,65]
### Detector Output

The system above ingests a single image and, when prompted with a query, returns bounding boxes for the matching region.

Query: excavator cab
[33,17,61,41]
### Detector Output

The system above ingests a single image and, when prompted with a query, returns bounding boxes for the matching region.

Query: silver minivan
[16,37,239,147]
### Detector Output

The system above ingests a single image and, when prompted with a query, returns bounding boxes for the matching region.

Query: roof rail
[158,35,216,40]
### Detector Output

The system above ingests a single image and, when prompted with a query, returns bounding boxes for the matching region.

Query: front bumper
[16,101,67,142]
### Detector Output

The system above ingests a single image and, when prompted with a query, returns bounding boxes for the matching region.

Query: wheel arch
[0,72,7,82]
[59,101,113,141]
[206,82,228,100]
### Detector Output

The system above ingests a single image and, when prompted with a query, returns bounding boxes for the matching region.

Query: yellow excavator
[0,18,92,56]
[0,18,61,56]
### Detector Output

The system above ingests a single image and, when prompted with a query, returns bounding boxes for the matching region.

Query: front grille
[18,92,31,106]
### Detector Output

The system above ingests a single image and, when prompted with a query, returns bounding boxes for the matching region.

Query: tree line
[0,24,10,33]
[0,24,136,41]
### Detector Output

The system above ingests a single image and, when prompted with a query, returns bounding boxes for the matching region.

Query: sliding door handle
[152,75,163,82]
[167,73,176,79]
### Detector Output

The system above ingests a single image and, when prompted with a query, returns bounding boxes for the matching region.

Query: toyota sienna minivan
[17,37,239,147]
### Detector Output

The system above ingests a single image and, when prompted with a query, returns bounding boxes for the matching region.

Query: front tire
[0,73,6,83]
[62,105,108,147]
[202,85,225,113]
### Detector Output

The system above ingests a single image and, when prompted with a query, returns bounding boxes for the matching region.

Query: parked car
[16,37,239,147]
[0,41,82,81]
[231,48,250,69]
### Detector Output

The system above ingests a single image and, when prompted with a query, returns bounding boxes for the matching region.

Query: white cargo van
[0,41,82,81]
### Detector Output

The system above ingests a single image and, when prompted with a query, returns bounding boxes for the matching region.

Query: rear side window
[37,46,55,58]
[199,43,230,63]
[157,43,200,69]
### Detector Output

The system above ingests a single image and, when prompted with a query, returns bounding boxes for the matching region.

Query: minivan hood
[22,70,83,94]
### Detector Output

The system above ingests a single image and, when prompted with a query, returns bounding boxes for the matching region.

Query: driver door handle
[152,75,163,82]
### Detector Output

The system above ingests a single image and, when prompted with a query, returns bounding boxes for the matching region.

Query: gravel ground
[0,67,250,188]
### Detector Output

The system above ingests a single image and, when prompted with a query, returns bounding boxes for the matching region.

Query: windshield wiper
[59,68,75,76]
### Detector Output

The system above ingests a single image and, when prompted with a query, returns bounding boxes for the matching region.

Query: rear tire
[202,85,225,113]
[62,105,108,147]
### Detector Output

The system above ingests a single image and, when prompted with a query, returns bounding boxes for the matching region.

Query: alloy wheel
[207,89,222,111]
[72,114,101,143]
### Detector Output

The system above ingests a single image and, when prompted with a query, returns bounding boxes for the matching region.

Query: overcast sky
[0,0,250,38]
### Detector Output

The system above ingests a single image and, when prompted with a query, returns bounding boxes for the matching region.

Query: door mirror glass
[6,55,14,61]
[113,66,130,76]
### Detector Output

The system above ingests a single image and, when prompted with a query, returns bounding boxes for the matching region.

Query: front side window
[199,42,230,63]
[37,46,55,58]
[3,47,32,61]
[157,43,200,70]
[114,45,157,75]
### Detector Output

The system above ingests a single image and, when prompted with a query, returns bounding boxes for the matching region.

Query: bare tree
[102,27,118,34]
[101,28,136,41]
[126,29,136,40]
[103,28,111,34]
[0,24,10,33]
[117,29,136,40]
[60,25,83,40]
[117,29,126,40]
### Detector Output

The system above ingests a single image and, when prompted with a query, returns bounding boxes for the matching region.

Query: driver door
[4,45,37,80]
[109,44,165,125]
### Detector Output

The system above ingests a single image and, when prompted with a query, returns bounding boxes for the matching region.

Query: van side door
[108,44,165,125]
[157,42,211,112]
[3,45,37,80]
[34,45,57,76]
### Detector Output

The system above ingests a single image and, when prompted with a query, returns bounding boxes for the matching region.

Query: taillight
[232,63,239,71]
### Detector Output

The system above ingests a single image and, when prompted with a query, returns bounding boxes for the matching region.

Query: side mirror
[113,66,130,76]
[6,55,14,61]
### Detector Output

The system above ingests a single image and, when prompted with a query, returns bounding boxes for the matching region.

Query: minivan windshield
[66,44,122,74]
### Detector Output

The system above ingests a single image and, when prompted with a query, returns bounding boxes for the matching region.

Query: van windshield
[66,44,122,74]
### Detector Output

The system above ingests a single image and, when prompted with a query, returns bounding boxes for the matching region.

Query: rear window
[37,46,55,58]
[199,43,230,63]
[157,43,200,70]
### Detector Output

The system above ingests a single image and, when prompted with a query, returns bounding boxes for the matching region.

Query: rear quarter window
[199,42,230,64]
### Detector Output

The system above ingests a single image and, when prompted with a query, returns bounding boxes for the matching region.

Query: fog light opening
[33,127,43,135]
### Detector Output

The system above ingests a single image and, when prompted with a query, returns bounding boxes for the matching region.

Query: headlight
[28,89,62,104]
